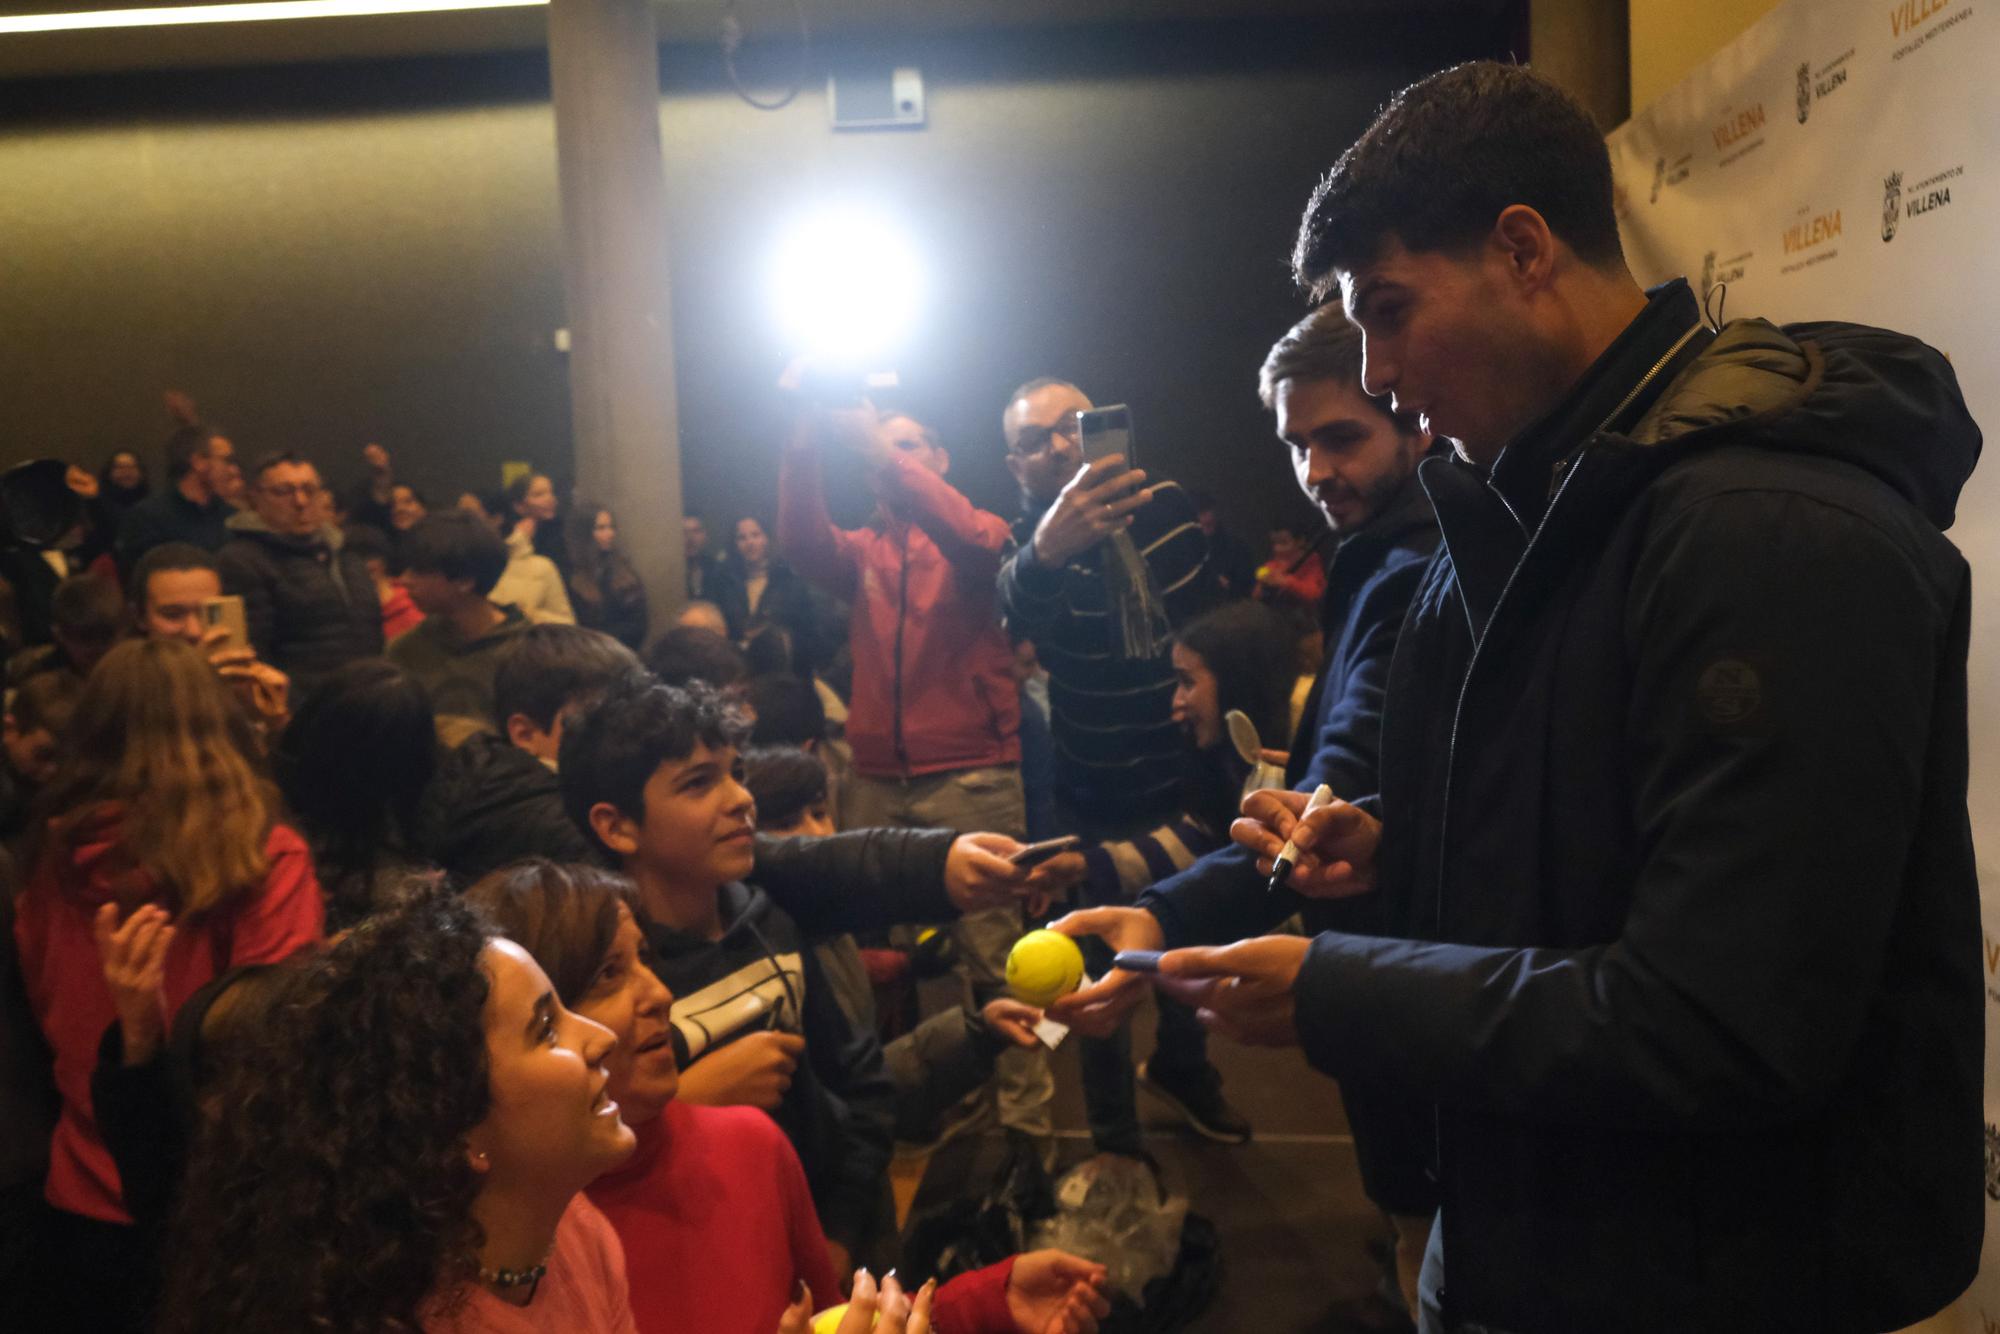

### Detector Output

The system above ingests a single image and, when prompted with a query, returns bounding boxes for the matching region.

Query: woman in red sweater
[12,637,324,1334]
[468,860,1112,1334]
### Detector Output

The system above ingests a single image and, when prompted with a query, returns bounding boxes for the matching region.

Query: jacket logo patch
[1697,658,1763,725]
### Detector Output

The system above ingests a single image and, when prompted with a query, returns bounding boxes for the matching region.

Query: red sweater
[779,446,1020,778]
[13,813,324,1222]
[423,1194,638,1334]
[586,1100,1015,1334]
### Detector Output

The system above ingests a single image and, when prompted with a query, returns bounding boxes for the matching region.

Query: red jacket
[14,810,324,1222]
[780,447,1019,778]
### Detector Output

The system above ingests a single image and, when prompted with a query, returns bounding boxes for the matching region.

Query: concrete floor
[896,986,1413,1333]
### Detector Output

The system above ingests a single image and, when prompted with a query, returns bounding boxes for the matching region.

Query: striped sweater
[998,480,1216,831]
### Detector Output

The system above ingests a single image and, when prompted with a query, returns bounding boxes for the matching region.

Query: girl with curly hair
[11,637,323,1333]
[158,887,640,1334]
[467,859,1111,1334]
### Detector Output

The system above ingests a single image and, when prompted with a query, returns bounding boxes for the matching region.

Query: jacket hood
[1634,318,1982,531]
[43,804,160,908]
[422,731,557,827]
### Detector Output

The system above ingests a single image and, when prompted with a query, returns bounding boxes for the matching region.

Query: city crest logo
[1796,62,1812,123]
[1883,171,1902,242]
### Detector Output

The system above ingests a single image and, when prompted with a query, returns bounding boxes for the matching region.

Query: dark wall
[0,16,1506,545]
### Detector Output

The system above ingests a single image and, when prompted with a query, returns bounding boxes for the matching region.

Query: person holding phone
[128,544,292,736]
[995,378,1239,1154]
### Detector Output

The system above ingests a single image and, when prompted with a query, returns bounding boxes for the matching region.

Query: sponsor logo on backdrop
[1797,50,1854,122]
[1891,0,1972,59]
[1881,164,1963,240]
[1712,104,1766,166]
[1699,249,1753,293]
[1648,152,1693,204]
[1780,207,1841,274]
[1892,0,1952,36]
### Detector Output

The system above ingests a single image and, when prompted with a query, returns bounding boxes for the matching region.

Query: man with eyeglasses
[995,377,1243,1153]
[217,451,382,692]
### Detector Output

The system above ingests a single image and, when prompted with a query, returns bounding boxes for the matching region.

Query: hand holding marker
[1268,784,1336,892]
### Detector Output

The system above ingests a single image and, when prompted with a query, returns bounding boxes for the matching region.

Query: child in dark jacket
[559,675,899,1276]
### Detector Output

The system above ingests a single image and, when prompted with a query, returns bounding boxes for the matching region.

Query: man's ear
[1003,451,1024,487]
[505,713,545,756]
[934,446,950,479]
[1490,204,1558,293]
[589,802,641,858]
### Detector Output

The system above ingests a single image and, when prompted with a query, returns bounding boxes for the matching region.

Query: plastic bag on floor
[1030,1154,1186,1304]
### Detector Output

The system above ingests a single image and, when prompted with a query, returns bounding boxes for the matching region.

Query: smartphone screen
[1075,405,1135,471]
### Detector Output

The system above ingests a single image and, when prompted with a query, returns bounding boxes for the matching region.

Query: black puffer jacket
[216,514,381,691]
[1293,282,1982,1331]
[415,733,599,881]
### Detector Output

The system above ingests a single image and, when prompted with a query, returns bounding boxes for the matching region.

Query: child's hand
[676,1031,805,1111]
[979,998,1044,1048]
[92,903,175,1065]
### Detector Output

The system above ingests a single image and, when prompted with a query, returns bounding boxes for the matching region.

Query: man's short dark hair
[559,674,752,855]
[493,624,641,733]
[50,574,126,645]
[1006,377,1080,406]
[249,451,313,484]
[339,523,394,568]
[9,668,82,737]
[1292,61,1624,300]
[741,745,829,830]
[129,542,219,605]
[164,425,215,481]
[1257,305,1417,432]
[399,511,509,596]
[745,673,826,749]
[643,626,749,691]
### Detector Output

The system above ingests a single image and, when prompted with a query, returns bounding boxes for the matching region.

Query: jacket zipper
[1433,317,1705,935]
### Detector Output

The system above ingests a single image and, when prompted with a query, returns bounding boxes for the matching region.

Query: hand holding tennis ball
[1007,929,1085,1007]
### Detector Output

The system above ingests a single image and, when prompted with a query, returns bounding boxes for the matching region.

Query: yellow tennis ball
[1006,929,1085,1007]
[812,1303,876,1334]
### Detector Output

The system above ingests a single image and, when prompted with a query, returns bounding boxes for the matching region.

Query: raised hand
[92,902,175,1065]
[1029,456,1153,568]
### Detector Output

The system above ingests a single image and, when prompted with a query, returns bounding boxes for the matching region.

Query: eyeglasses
[261,482,323,501]
[1010,418,1079,459]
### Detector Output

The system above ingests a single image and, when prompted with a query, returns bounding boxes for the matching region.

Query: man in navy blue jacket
[1057,62,1982,1334]
[1056,306,1442,1308]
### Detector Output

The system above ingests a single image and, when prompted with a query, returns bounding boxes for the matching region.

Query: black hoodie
[1266,280,1980,1332]
[644,880,896,1254]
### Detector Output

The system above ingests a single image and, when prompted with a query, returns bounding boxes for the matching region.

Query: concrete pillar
[547,0,685,627]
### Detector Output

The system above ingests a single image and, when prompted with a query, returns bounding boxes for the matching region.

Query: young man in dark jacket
[561,674,1038,1275]
[1060,62,1982,1334]
[216,453,381,693]
[415,622,639,880]
[1054,308,1443,1312]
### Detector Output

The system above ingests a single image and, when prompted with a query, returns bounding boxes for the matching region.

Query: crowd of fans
[5,57,1978,1334]
[0,323,1343,1334]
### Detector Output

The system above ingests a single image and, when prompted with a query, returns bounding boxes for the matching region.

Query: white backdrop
[1606,0,1997,1325]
